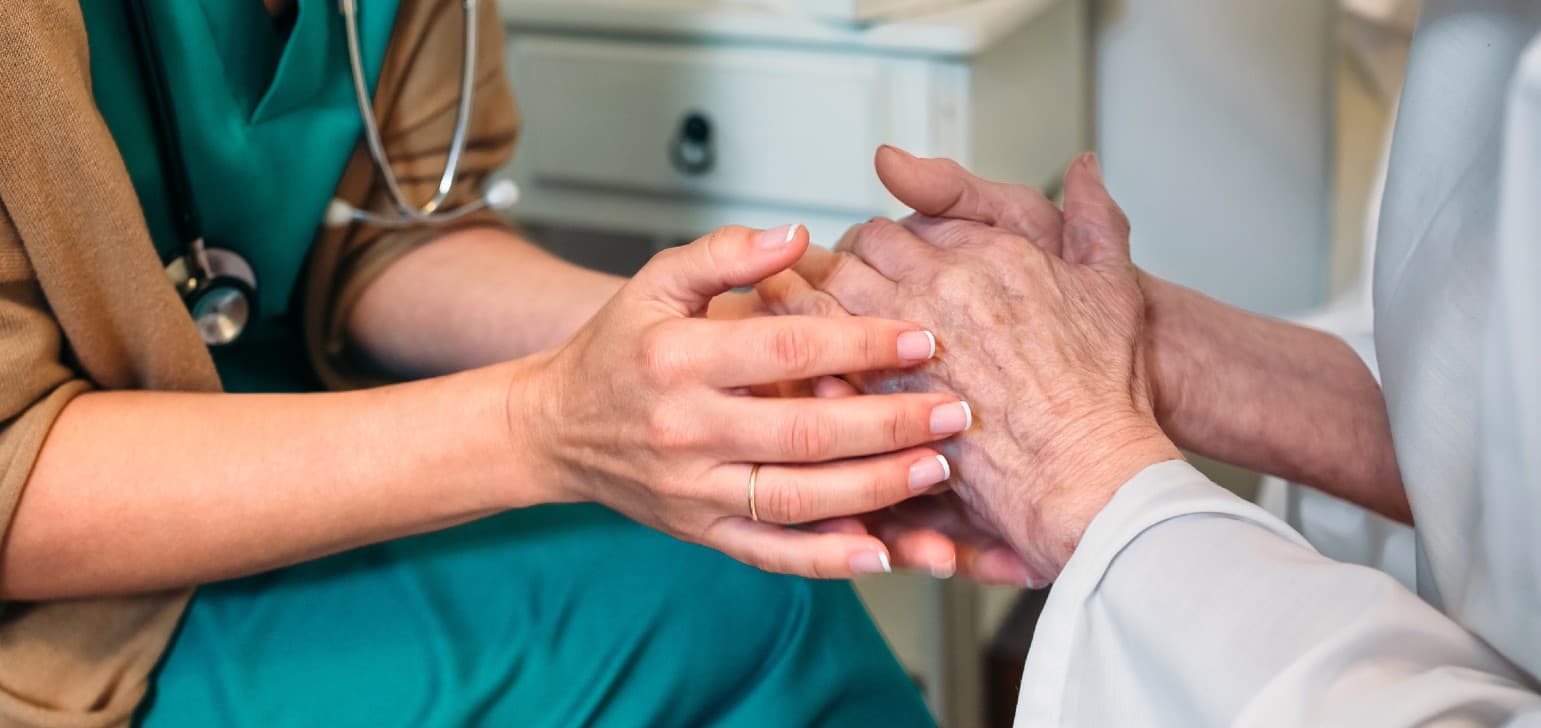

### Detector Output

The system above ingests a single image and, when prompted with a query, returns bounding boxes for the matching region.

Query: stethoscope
[127,0,518,347]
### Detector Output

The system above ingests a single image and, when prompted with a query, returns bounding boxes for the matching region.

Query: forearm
[4,358,554,600]
[1143,274,1409,522]
[349,226,624,378]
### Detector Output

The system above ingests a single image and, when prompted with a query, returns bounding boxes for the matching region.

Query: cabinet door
[507,37,912,215]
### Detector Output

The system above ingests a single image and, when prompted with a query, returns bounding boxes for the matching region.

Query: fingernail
[930,401,972,435]
[931,559,957,579]
[757,224,801,249]
[908,454,951,492]
[851,550,892,575]
[1083,152,1102,181]
[897,330,937,361]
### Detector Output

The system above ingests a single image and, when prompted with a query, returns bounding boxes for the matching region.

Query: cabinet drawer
[506,37,898,214]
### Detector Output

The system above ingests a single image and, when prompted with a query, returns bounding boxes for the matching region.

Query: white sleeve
[1015,460,1541,727]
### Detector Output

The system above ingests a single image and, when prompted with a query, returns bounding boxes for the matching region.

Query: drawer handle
[670,111,716,176]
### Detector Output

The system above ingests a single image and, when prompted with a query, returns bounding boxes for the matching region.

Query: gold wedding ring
[748,464,763,522]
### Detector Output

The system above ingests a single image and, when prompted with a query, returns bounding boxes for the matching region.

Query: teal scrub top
[80,0,400,392]
[74,9,937,726]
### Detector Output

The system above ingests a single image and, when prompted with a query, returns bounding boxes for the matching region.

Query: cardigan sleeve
[0,2,216,724]
[302,0,522,390]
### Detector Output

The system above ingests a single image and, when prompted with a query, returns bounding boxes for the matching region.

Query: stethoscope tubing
[340,0,483,227]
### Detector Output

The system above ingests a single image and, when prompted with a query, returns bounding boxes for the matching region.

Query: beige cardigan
[0,1,519,725]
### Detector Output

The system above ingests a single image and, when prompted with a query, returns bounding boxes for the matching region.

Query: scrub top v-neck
[80,0,400,392]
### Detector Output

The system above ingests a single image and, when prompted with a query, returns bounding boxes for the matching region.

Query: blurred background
[493,0,1416,724]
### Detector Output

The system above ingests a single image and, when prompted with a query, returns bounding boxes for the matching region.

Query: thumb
[633,224,808,315]
[874,145,1064,252]
[1061,153,1132,268]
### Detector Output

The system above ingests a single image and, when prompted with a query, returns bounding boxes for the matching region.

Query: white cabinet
[500,0,1089,250]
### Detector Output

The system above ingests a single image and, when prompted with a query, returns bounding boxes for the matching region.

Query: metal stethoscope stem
[335,0,516,228]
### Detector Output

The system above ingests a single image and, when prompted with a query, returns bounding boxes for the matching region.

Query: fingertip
[849,545,893,576]
[1063,152,1110,204]
[875,147,957,217]
[971,547,1035,588]
[814,375,859,399]
[874,143,916,167]
[807,517,870,536]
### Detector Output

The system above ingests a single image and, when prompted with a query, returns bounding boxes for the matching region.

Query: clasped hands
[524,147,1180,588]
[766,148,1184,586]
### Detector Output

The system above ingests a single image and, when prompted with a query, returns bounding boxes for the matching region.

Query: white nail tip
[785,223,802,244]
[878,551,892,573]
[923,331,937,359]
[935,454,951,481]
[959,401,973,430]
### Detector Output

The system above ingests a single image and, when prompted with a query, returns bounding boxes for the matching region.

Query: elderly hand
[753,269,1032,586]
[778,152,1182,586]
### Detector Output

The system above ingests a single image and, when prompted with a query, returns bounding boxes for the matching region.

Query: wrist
[1023,411,1182,581]
[495,351,582,508]
[1138,271,1208,434]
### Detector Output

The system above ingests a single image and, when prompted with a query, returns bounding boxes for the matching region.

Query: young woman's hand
[514,225,972,579]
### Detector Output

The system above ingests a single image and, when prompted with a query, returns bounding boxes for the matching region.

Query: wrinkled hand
[754,261,1031,586]
[776,151,1183,586]
[523,224,972,579]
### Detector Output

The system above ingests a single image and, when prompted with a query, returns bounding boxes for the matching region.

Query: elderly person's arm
[798,154,1540,724]
[838,147,1410,525]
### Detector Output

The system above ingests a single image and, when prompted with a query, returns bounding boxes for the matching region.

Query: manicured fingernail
[930,401,972,435]
[908,454,951,492]
[897,330,937,361]
[756,224,800,249]
[931,559,957,579]
[851,550,892,575]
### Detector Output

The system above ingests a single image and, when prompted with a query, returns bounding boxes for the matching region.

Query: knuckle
[861,466,891,509]
[650,244,684,267]
[765,479,811,523]
[1109,206,1132,238]
[762,552,797,576]
[806,558,838,580]
[697,228,731,277]
[856,325,881,366]
[1009,182,1046,202]
[637,327,692,386]
[932,266,978,301]
[938,157,971,179]
[933,218,975,242]
[885,407,910,448]
[808,294,844,317]
[779,411,836,461]
[644,409,700,452]
[850,219,893,253]
[769,326,818,374]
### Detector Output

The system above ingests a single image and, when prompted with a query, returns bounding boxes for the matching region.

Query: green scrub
[79,2,933,726]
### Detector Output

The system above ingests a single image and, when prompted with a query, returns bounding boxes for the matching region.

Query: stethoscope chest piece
[166,239,257,346]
